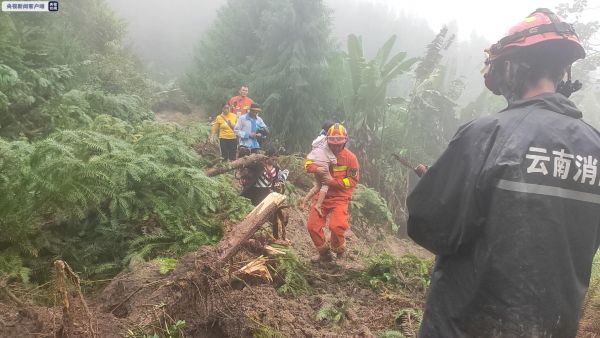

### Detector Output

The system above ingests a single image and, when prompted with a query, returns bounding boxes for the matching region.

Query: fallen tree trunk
[205,154,267,177]
[217,192,286,263]
[93,192,287,335]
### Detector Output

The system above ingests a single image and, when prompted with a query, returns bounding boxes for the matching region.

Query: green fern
[315,300,352,324]
[153,258,178,275]
[350,184,398,232]
[274,249,311,296]
[1,116,252,283]
[363,253,433,292]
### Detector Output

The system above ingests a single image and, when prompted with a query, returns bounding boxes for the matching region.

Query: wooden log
[205,154,267,177]
[217,192,286,263]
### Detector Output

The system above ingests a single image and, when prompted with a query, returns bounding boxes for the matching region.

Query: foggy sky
[105,0,227,80]
[105,0,597,81]
[368,0,567,42]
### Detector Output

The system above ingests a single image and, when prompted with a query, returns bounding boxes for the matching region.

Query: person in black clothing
[407,8,600,337]
[239,148,290,243]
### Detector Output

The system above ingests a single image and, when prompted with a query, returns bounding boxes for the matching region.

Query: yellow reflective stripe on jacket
[342,177,351,188]
[333,165,348,172]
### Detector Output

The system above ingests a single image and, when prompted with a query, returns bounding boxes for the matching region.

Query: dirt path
[154,105,209,125]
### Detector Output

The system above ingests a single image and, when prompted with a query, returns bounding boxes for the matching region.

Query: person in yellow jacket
[210,104,238,161]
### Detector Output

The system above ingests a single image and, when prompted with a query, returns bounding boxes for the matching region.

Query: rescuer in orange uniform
[305,123,359,262]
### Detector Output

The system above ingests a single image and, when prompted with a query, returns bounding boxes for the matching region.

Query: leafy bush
[273,249,311,296]
[350,184,398,232]
[153,257,178,275]
[276,154,312,190]
[363,253,433,292]
[0,0,153,140]
[0,116,252,283]
[315,300,351,324]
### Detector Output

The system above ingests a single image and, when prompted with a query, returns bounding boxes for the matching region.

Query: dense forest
[0,0,599,337]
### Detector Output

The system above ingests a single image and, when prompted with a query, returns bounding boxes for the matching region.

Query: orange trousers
[306,200,349,254]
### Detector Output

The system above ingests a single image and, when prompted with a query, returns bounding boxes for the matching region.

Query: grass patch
[363,253,433,292]
[376,330,405,338]
[153,257,178,275]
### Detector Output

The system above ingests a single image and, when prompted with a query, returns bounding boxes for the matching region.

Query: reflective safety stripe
[496,179,600,205]
[333,165,348,172]
[342,177,351,188]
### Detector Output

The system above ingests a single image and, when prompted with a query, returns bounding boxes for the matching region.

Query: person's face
[240,86,249,97]
[222,105,230,114]
[250,110,258,118]
[328,143,344,154]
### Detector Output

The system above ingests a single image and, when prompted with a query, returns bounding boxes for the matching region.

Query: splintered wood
[236,256,273,282]
[217,192,287,263]
[54,260,96,338]
[264,245,286,256]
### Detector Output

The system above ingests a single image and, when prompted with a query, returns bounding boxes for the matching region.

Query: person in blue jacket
[234,103,268,154]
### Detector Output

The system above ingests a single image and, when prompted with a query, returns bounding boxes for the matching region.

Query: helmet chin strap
[499,60,530,103]
[556,66,582,98]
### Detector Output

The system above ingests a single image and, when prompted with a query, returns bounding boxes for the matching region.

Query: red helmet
[484,8,585,93]
[327,123,348,145]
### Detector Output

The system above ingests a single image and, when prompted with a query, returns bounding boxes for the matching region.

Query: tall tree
[332,34,417,186]
[404,27,460,163]
[0,0,152,140]
[555,0,600,127]
[183,0,335,151]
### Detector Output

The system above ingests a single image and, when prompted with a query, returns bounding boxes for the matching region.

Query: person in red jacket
[229,85,254,116]
[306,123,359,262]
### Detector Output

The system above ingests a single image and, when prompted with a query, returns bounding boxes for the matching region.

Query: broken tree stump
[217,192,286,263]
[205,153,267,177]
[55,260,96,338]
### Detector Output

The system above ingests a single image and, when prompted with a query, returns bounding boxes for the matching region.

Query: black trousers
[219,138,237,161]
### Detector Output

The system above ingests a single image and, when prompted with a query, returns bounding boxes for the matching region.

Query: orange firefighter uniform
[306,148,359,254]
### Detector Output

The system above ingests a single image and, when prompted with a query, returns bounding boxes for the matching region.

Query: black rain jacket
[407,93,600,337]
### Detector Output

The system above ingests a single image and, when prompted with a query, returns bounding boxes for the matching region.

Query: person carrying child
[301,121,337,216]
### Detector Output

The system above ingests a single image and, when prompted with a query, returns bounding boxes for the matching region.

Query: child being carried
[301,121,336,216]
